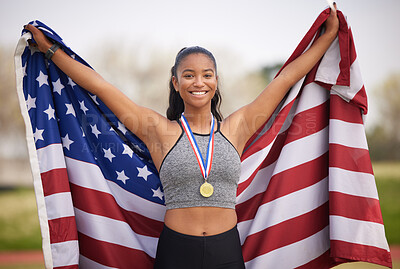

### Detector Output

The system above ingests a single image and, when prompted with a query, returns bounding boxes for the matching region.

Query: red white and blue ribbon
[180,113,215,179]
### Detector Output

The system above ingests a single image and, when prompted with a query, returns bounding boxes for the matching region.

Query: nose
[193,76,205,87]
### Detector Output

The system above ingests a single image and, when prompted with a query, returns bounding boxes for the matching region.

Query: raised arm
[25,25,175,159]
[221,5,339,155]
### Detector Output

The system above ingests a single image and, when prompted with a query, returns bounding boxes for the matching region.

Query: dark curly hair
[166,46,223,121]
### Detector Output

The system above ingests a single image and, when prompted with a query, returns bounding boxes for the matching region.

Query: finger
[25,24,40,35]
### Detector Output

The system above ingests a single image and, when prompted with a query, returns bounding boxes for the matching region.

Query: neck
[183,107,213,134]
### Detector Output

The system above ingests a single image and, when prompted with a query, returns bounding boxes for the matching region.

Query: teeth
[191,91,206,95]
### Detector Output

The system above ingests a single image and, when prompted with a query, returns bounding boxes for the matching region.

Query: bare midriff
[164,207,237,236]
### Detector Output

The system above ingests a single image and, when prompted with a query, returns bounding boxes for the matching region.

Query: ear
[172,76,179,92]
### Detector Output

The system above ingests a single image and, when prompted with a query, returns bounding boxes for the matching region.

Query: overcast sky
[1,0,399,125]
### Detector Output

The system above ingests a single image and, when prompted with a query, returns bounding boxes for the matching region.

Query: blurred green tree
[0,46,26,159]
[367,73,400,161]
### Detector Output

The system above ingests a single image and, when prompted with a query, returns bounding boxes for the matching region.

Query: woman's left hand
[325,3,339,37]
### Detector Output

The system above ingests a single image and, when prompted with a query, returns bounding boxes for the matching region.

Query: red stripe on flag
[242,99,295,160]
[351,86,368,114]
[48,216,78,244]
[284,101,329,145]
[54,265,79,269]
[41,168,70,196]
[242,202,329,262]
[70,183,163,237]
[329,192,383,224]
[330,240,392,268]
[330,95,364,124]
[78,232,155,269]
[237,152,328,222]
[336,11,351,86]
[329,144,373,174]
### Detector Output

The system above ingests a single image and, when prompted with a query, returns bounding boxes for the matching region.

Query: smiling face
[172,53,218,112]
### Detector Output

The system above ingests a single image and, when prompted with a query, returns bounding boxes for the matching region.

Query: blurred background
[0,0,399,268]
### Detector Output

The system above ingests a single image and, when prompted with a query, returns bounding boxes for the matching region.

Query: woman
[25,4,338,268]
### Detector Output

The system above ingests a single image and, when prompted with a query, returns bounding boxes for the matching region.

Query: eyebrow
[182,68,215,73]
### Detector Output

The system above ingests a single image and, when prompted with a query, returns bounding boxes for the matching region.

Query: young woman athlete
[25,4,338,268]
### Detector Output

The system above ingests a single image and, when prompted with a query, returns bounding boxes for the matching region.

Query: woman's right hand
[25,24,53,54]
[324,3,339,37]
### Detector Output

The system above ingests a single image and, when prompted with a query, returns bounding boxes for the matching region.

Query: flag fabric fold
[15,8,391,269]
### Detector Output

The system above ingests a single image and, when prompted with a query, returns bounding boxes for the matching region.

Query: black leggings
[154,225,245,269]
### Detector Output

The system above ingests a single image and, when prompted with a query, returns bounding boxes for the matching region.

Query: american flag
[15,8,392,269]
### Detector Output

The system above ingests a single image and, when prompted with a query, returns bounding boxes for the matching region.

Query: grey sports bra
[159,121,241,210]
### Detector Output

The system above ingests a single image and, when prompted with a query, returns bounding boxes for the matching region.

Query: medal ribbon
[180,113,215,179]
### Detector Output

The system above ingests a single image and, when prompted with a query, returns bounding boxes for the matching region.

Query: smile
[190,91,207,95]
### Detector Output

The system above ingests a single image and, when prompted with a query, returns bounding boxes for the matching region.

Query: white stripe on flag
[245,226,330,269]
[315,36,341,85]
[75,208,159,258]
[329,119,368,149]
[330,215,390,251]
[51,240,79,268]
[294,82,329,114]
[274,127,328,175]
[37,144,66,173]
[79,255,118,269]
[329,167,379,199]
[45,192,75,220]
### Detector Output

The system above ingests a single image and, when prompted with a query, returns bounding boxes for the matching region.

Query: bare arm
[25,25,175,154]
[222,6,339,154]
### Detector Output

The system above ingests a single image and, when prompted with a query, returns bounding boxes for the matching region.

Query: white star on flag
[62,134,74,150]
[122,144,133,158]
[44,104,55,120]
[26,94,36,111]
[89,93,100,105]
[116,170,129,184]
[68,77,76,87]
[36,71,49,87]
[117,122,128,135]
[52,78,65,95]
[79,100,89,114]
[65,103,76,117]
[152,187,164,200]
[33,128,44,142]
[91,124,101,138]
[133,144,144,153]
[103,148,115,162]
[137,165,152,181]
[22,62,27,77]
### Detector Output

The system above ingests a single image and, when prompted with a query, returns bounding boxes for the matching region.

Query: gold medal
[200,182,214,197]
